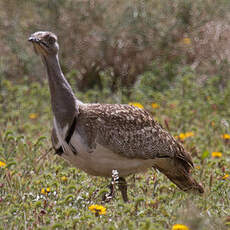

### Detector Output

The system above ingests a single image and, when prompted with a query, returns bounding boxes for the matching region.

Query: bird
[28,31,204,202]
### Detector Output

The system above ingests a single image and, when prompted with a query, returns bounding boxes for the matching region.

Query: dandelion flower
[179,133,186,140]
[212,152,222,158]
[185,132,194,138]
[41,187,51,195]
[222,174,229,180]
[0,161,6,168]
[195,165,200,170]
[183,38,191,45]
[128,102,144,109]
[178,132,194,140]
[151,103,160,109]
[29,113,38,119]
[172,224,190,230]
[89,204,106,216]
[61,176,68,182]
[221,134,230,139]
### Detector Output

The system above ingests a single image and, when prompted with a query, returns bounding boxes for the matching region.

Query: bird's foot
[102,183,115,203]
[102,171,129,202]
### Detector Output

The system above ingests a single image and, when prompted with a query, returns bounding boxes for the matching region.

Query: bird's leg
[102,170,119,202]
[102,171,128,202]
[102,182,115,203]
[118,177,128,202]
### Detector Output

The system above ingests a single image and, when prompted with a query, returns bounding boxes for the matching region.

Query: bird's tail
[154,158,204,194]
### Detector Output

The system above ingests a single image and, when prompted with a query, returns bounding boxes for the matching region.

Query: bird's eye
[48,36,56,44]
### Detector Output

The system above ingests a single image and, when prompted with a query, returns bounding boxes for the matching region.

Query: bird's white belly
[61,131,155,177]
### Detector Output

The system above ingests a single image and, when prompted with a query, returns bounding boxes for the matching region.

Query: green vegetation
[1,0,230,229]
[0,71,230,229]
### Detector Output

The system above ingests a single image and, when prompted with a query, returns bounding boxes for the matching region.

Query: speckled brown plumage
[74,103,204,193]
[50,102,204,194]
[29,31,204,202]
[77,103,191,162]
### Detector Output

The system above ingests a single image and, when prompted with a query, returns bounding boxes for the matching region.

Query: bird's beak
[28,36,40,43]
[28,35,48,56]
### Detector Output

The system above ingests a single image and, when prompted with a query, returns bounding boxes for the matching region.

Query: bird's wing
[51,116,78,155]
[77,103,193,168]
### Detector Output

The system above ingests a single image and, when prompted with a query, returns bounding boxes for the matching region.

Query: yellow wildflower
[61,176,68,182]
[128,102,144,109]
[179,133,186,140]
[29,113,38,119]
[0,161,6,168]
[151,103,160,109]
[183,37,191,45]
[195,165,200,170]
[172,224,190,230]
[212,152,222,158]
[185,132,194,138]
[178,132,194,140]
[89,204,106,216]
[222,174,229,180]
[41,187,51,195]
[221,134,230,139]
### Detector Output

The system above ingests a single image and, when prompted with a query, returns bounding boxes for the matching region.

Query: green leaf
[201,150,209,160]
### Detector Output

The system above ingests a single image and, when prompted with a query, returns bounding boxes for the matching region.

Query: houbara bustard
[28,31,204,202]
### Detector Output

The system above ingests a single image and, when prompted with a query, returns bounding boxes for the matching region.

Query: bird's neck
[42,54,78,128]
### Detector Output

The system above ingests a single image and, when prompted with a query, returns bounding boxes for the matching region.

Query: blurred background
[1,1,230,229]
[1,0,230,98]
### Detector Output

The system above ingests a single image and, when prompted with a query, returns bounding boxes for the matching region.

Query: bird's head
[28,31,59,56]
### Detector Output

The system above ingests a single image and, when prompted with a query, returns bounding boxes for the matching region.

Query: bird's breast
[61,131,155,177]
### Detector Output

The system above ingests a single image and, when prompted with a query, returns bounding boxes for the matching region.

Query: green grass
[0,72,229,230]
